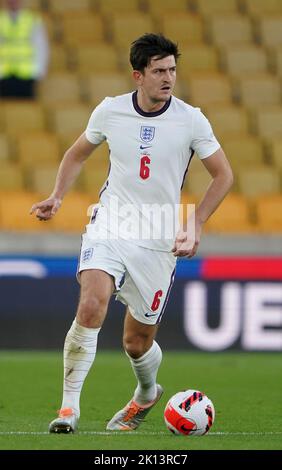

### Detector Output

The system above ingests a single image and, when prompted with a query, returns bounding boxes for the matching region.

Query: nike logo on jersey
[140,145,152,150]
[144,312,158,318]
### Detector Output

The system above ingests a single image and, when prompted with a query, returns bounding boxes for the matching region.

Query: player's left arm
[172,147,233,258]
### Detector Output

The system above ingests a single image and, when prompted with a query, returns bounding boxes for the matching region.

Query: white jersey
[85,91,220,251]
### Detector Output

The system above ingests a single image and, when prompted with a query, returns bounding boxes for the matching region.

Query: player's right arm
[30,133,99,221]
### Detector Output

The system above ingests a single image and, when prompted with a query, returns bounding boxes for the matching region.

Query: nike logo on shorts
[144,312,158,318]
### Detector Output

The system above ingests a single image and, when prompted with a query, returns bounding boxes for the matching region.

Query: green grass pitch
[0,351,281,450]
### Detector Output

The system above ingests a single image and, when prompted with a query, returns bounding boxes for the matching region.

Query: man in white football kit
[31,34,233,433]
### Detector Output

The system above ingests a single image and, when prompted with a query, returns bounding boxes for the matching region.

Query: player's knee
[77,296,106,326]
[123,335,149,359]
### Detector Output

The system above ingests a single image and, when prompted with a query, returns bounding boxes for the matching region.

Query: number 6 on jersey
[140,155,151,180]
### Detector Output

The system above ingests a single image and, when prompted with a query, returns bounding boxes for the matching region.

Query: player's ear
[132,70,144,86]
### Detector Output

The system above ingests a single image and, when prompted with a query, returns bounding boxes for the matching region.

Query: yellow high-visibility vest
[0,10,40,79]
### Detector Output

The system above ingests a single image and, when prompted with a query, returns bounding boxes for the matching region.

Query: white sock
[61,319,100,417]
[127,340,162,406]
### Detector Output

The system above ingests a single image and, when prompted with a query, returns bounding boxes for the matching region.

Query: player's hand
[172,220,202,258]
[30,196,62,221]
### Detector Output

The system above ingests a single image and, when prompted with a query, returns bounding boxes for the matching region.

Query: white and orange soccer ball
[164,389,215,436]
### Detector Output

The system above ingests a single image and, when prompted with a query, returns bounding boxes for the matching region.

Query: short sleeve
[85,99,108,145]
[191,108,221,159]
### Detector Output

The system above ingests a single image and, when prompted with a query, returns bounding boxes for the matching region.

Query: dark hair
[130,33,180,71]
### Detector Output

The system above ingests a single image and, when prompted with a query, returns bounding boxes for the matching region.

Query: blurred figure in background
[0,0,49,98]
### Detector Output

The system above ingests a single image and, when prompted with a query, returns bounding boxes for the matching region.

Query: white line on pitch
[0,431,282,436]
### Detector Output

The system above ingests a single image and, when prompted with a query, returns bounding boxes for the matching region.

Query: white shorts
[77,232,176,325]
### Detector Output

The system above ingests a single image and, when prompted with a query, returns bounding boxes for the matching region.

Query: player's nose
[164,70,174,83]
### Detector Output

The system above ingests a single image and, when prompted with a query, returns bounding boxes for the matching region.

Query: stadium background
[0,0,281,351]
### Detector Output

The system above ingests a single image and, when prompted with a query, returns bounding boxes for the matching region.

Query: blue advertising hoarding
[0,256,281,350]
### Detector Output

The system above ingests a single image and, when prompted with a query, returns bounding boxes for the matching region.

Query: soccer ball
[164,389,215,436]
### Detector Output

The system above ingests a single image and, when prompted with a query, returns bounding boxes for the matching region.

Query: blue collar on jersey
[132,90,171,117]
